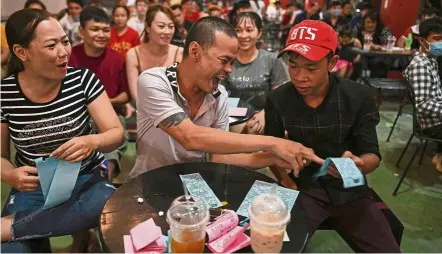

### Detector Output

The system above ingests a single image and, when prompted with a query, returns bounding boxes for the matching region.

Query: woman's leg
[1,188,48,252]
[5,174,115,242]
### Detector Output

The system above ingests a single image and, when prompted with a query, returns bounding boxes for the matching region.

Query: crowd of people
[0,0,441,253]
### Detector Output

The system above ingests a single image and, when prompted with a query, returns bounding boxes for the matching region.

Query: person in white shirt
[59,0,83,46]
[249,0,266,19]
[128,0,149,38]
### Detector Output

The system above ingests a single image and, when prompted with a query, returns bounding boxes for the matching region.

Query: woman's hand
[6,166,39,192]
[51,136,99,163]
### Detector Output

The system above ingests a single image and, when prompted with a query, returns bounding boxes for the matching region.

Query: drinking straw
[271,183,277,195]
[167,230,171,253]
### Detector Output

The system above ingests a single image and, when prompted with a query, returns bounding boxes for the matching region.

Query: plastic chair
[393,80,442,196]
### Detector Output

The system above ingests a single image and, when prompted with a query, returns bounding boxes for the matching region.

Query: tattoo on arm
[159,112,189,128]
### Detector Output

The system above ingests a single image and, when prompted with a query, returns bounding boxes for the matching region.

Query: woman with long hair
[0,8,123,252]
[126,4,183,103]
[355,10,392,78]
[222,12,289,134]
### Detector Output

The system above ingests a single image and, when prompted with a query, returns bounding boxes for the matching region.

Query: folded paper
[130,218,163,251]
[124,235,166,253]
[312,158,365,188]
[35,157,81,209]
[228,108,247,117]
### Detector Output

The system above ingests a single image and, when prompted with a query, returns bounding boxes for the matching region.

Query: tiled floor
[2,101,441,252]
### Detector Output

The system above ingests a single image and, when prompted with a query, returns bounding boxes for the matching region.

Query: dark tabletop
[99,162,310,253]
[229,99,256,126]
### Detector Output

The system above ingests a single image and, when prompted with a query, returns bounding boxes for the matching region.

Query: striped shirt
[1,67,105,171]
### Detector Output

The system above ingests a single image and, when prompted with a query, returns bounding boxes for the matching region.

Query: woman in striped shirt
[1,9,124,252]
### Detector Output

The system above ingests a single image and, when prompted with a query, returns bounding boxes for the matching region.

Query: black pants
[296,187,401,253]
[423,124,442,152]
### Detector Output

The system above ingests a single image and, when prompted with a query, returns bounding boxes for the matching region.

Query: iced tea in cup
[248,194,291,253]
[167,195,209,253]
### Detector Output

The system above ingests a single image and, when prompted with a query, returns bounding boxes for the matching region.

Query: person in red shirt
[182,0,200,22]
[109,5,141,59]
[69,6,129,181]
[397,7,440,49]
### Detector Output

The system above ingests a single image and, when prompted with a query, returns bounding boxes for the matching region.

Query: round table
[99,163,310,253]
[229,99,256,126]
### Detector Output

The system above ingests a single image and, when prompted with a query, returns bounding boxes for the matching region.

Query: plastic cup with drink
[248,193,291,253]
[387,35,396,52]
[167,195,209,253]
[363,34,372,51]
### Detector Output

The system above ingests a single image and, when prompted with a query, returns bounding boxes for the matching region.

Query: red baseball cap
[278,20,338,61]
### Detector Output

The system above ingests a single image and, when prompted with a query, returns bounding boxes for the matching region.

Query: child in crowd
[332,25,361,78]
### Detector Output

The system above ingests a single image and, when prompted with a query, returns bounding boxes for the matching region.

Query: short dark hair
[24,0,47,10]
[309,1,320,8]
[422,7,440,17]
[342,1,351,7]
[288,2,302,9]
[356,2,372,11]
[419,18,442,39]
[112,5,130,16]
[183,16,237,58]
[67,0,84,7]
[80,6,110,27]
[236,0,251,10]
[329,0,341,9]
[338,24,353,37]
[171,4,183,11]
[235,11,263,31]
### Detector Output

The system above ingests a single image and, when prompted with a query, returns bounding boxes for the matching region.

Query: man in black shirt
[265,20,401,252]
[171,4,194,46]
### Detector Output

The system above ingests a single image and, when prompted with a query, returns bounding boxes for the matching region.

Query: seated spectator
[171,4,194,45]
[404,18,442,172]
[1,24,9,79]
[222,12,289,134]
[228,0,251,25]
[350,2,371,29]
[332,24,361,78]
[69,6,130,181]
[322,0,346,31]
[24,0,47,10]
[397,7,440,50]
[341,0,353,24]
[266,20,401,252]
[280,2,303,44]
[195,1,209,19]
[109,5,141,59]
[182,0,200,22]
[59,0,84,46]
[266,0,283,23]
[208,6,223,19]
[131,17,322,178]
[126,5,183,103]
[249,0,266,19]
[1,8,123,253]
[128,0,149,39]
[293,1,320,25]
[356,10,392,78]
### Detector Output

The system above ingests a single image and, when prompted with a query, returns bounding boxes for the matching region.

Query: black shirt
[264,74,381,204]
[322,16,347,31]
[294,11,320,25]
